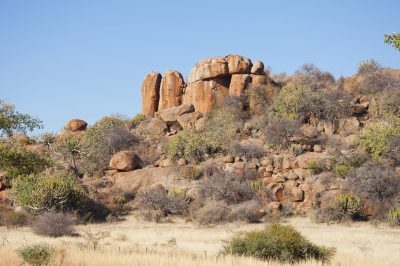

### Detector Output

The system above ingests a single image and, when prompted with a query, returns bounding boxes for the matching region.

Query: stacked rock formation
[141,54,270,117]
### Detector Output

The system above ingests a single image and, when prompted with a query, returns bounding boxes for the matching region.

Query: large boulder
[229,74,251,96]
[109,150,141,171]
[146,118,168,135]
[158,70,185,111]
[251,61,264,74]
[183,78,229,113]
[141,71,162,117]
[66,119,88,132]
[156,104,194,126]
[177,111,203,130]
[188,57,229,83]
[225,54,252,74]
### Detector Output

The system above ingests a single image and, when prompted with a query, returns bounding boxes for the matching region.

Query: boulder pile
[141,55,270,117]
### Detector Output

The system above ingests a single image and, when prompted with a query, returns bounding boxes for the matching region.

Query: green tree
[0,100,42,137]
[385,33,400,51]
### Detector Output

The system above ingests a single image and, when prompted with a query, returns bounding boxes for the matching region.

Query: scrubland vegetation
[1,36,400,264]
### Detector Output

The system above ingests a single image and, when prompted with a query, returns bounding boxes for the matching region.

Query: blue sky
[0,1,399,133]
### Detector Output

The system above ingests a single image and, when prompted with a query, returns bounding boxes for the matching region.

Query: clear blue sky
[0,1,399,133]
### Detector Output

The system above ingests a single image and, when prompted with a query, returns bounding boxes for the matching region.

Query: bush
[18,243,51,266]
[265,118,301,148]
[360,70,400,94]
[138,186,189,216]
[273,85,350,125]
[378,90,400,119]
[357,59,382,75]
[388,135,400,164]
[335,164,351,178]
[0,140,52,181]
[32,211,76,237]
[355,122,399,160]
[230,200,264,223]
[223,223,335,263]
[182,166,203,180]
[167,131,220,162]
[345,163,400,218]
[337,193,361,218]
[194,199,230,225]
[229,142,265,158]
[308,160,324,175]
[2,211,28,228]
[130,113,147,129]
[388,208,400,226]
[12,171,88,214]
[199,173,254,204]
[80,116,136,175]
[294,63,335,90]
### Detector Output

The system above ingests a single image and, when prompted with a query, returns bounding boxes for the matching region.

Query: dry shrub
[194,199,230,225]
[138,186,189,216]
[1,211,28,228]
[199,173,254,204]
[230,200,264,223]
[229,142,265,158]
[265,118,301,148]
[32,211,76,237]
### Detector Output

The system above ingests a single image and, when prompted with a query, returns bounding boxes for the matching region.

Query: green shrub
[355,122,399,160]
[308,160,324,175]
[2,211,28,228]
[337,193,361,218]
[388,208,400,226]
[249,180,263,192]
[168,188,186,198]
[0,140,52,181]
[335,164,351,178]
[130,113,147,128]
[18,243,51,266]
[167,131,220,162]
[12,171,88,214]
[223,223,335,263]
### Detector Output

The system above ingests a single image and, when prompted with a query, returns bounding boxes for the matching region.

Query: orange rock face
[225,54,252,74]
[66,119,88,132]
[183,78,230,113]
[188,57,229,83]
[229,74,251,96]
[141,71,162,117]
[158,70,185,111]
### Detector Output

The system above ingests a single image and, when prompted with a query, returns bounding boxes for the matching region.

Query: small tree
[0,99,43,137]
[54,133,83,175]
[265,118,301,148]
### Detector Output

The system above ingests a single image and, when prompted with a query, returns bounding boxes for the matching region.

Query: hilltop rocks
[225,54,252,74]
[109,151,141,171]
[251,61,264,74]
[141,72,162,117]
[141,54,270,117]
[158,70,185,111]
[188,57,229,83]
[66,119,88,132]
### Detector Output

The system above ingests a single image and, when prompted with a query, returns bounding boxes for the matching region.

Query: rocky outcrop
[158,70,185,111]
[109,151,141,171]
[141,54,270,117]
[66,119,88,132]
[141,72,162,117]
[155,104,194,126]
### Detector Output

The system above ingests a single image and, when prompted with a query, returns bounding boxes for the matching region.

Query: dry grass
[1,215,400,265]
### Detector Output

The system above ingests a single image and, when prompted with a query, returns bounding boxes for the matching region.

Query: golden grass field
[1,215,400,266]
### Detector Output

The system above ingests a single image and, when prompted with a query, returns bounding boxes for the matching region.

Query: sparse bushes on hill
[32,211,76,237]
[130,113,147,129]
[357,59,382,75]
[359,69,400,94]
[223,223,335,263]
